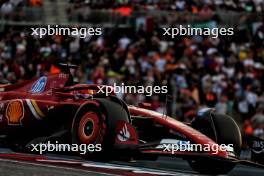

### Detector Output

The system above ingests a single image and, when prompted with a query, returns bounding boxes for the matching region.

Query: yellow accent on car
[31,100,45,118]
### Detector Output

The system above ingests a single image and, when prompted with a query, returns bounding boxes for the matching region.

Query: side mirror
[138,102,152,109]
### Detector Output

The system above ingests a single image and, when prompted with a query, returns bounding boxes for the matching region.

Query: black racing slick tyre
[71,101,107,157]
[71,98,131,159]
[188,112,242,175]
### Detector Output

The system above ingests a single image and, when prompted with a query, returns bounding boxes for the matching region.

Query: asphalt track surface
[0,148,263,176]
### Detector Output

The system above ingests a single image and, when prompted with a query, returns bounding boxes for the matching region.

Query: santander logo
[117,123,130,142]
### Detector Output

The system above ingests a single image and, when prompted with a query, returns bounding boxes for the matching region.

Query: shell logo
[6,100,24,125]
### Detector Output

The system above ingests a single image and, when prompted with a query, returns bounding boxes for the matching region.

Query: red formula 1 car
[0,64,262,174]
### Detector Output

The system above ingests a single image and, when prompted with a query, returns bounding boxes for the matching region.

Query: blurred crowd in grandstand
[68,0,264,13]
[0,0,264,141]
[1,0,264,22]
[0,0,42,21]
[67,0,264,24]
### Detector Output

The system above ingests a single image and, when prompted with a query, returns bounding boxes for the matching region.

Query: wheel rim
[78,112,99,144]
[83,120,94,137]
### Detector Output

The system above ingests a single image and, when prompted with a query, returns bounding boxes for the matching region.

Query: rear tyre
[71,98,131,160]
[77,111,106,145]
[71,102,107,158]
[188,113,242,174]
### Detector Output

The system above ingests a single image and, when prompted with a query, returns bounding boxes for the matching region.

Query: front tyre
[188,112,242,174]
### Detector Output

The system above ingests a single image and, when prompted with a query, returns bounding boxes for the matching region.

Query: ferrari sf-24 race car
[0,64,263,175]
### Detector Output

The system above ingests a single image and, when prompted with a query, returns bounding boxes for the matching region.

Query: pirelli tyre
[71,101,107,157]
[71,97,131,159]
[188,109,242,175]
